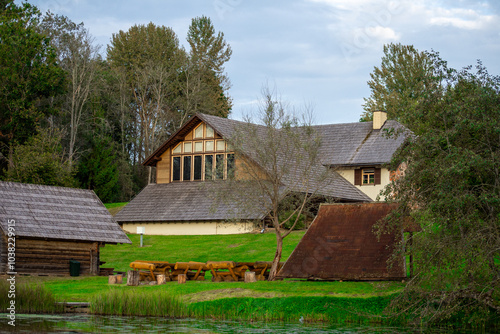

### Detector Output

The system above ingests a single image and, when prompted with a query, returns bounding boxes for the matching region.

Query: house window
[216,140,225,151]
[193,155,202,180]
[194,141,203,152]
[354,168,381,186]
[205,155,213,180]
[206,126,214,138]
[227,154,235,179]
[362,169,375,184]
[194,124,203,138]
[172,157,181,181]
[184,142,192,153]
[183,156,191,181]
[215,154,224,179]
[205,140,214,152]
[172,143,182,154]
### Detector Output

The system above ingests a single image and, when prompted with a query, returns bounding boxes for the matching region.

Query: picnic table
[129,260,174,281]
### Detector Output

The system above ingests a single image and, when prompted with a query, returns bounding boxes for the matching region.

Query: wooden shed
[277,203,406,280]
[0,181,131,276]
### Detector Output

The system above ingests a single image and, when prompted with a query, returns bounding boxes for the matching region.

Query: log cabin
[115,111,409,235]
[0,181,131,276]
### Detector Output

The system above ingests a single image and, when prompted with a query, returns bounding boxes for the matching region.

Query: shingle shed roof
[0,181,131,244]
[114,182,267,222]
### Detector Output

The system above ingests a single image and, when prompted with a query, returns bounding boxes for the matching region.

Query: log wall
[0,238,100,276]
[0,231,6,274]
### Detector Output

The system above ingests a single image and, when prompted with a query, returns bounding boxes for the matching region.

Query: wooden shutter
[374,168,381,185]
[354,169,361,185]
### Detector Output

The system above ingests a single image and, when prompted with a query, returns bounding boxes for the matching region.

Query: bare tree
[226,87,336,280]
[40,13,100,164]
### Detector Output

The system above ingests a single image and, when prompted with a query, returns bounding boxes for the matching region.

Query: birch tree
[40,13,100,164]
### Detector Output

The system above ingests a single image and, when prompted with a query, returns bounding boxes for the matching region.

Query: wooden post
[178,274,187,284]
[127,270,140,286]
[245,271,257,283]
[157,274,167,285]
[108,275,117,284]
[115,275,123,284]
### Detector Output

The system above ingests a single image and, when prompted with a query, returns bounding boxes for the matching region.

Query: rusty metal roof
[278,202,405,280]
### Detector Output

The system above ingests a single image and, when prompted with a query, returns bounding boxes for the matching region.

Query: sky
[26,0,500,125]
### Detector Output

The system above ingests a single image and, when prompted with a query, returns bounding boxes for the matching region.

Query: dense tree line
[365,44,500,326]
[0,1,232,202]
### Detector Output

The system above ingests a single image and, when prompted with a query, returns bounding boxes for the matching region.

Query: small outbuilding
[0,181,131,276]
[277,202,406,280]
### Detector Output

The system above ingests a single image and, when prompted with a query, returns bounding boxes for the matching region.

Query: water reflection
[0,313,478,333]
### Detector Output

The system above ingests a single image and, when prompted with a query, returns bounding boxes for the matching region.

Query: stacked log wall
[0,231,6,274]
[2,238,100,276]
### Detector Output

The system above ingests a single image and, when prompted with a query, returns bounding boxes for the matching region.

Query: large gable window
[170,122,234,182]
[354,168,381,186]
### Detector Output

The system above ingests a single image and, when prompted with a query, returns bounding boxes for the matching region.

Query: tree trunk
[127,270,140,286]
[268,233,283,281]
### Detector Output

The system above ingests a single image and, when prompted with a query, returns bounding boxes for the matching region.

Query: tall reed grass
[90,289,191,317]
[90,289,395,325]
[0,280,63,313]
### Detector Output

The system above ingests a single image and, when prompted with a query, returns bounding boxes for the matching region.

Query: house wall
[0,237,100,275]
[156,121,268,184]
[121,220,257,236]
[337,167,391,201]
[157,149,171,184]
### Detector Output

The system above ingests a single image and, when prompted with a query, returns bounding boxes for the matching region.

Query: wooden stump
[115,275,123,284]
[157,274,167,285]
[127,270,140,286]
[108,275,117,284]
[178,274,187,284]
[245,271,257,283]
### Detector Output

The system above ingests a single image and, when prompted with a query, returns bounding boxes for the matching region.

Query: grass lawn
[39,231,403,304]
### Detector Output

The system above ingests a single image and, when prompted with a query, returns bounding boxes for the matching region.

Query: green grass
[100,231,305,272]
[0,280,63,313]
[104,202,128,216]
[36,230,405,323]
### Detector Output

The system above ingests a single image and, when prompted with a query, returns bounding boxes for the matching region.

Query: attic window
[354,168,381,186]
[194,124,203,138]
[206,126,214,138]
[172,143,182,154]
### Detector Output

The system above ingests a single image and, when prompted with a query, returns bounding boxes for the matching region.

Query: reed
[0,280,63,313]
[90,288,396,325]
[90,289,191,317]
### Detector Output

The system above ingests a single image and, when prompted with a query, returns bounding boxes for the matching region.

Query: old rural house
[0,181,131,276]
[115,111,408,235]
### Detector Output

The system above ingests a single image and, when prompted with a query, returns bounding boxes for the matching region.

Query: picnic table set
[129,260,283,282]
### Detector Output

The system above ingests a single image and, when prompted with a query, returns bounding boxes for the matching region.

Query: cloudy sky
[26,0,500,124]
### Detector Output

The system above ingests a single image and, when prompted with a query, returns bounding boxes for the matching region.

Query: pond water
[0,314,485,333]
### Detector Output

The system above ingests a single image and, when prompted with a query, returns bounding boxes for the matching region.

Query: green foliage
[4,128,77,187]
[376,55,500,325]
[184,15,233,117]
[279,209,306,230]
[0,1,65,160]
[360,43,438,123]
[0,280,63,313]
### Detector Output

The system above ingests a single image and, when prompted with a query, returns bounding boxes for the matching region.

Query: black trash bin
[69,260,80,277]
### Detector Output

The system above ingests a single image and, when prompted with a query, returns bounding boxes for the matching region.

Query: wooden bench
[172,262,209,281]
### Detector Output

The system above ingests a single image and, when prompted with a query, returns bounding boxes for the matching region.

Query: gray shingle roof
[114,182,267,222]
[0,181,131,244]
[314,120,408,166]
[126,113,409,223]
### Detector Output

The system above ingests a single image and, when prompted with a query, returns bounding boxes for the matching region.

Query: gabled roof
[315,120,408,167]
[0,181,131,244]
[143,113,409,169]
[114,182,267,223]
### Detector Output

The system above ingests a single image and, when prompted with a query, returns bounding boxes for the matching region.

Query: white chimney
[373,110,387,130]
